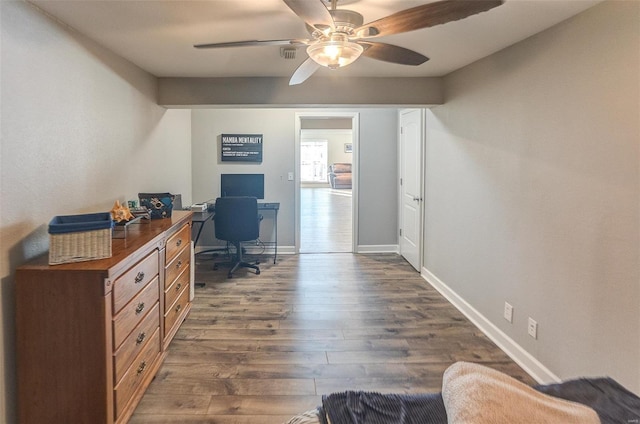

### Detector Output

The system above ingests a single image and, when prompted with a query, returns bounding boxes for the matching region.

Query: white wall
[0,2,192,421]
[424,1,639,392]
[191,108,398,250]
[325,131,353,166]
[301,129,353,177]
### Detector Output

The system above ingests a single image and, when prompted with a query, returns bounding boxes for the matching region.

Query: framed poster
[221,134,263,162]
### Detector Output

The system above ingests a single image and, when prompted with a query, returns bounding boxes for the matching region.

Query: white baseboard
[357,244,399,253]
[273,245,296,255]
[422,267,561,385]
[194,245,224,255]
[197,245,397,255]
[195,244,296,256]
[196,244,402,256]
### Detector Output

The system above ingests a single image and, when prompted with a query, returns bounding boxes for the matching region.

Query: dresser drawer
[164,284,189,339]
[165,266,190,311]
[114,328,161,420]
[165,224,190,265]
[113,277,159,349]
[165,245,190,290]
[113,302,159,384]
[113,250,159,314]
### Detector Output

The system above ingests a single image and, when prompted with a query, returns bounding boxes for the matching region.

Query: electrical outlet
[528,317,538,339]
[503,302,513,323]
[287,172,294,181]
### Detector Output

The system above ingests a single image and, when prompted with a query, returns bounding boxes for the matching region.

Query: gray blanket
[319,391,445,424]
[317,378,640,424]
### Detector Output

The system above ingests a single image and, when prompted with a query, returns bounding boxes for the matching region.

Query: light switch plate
[528,317,538,339]
[504,302,513,323]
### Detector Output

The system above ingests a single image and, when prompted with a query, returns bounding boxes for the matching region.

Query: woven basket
[48,213,113,265]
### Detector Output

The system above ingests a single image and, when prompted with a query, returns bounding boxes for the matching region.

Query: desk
[258,202,279,264]
[191,202,279,264]
[191,210,214,247]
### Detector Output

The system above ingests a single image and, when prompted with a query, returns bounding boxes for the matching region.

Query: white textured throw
[442,362,601,424]
[282,409,322,424]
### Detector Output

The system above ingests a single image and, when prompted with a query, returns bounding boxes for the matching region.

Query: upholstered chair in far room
[327,163,352,189]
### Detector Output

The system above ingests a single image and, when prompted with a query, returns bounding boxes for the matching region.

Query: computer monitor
[220,174,264,199]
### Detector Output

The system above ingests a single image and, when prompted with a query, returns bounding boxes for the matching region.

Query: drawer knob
[176,283,182,291]
[137,360,147,375]
[176,239,182,247]
[175,304,182,313]
[135,302,145,315]
[134,272,145,284]
[136,332,147,345]
[176,260,183,269]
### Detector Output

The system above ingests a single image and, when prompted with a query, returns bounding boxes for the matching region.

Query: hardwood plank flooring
[300,187,352,253]
[131,253,534,423]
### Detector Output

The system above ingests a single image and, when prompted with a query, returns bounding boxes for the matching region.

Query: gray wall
[424,1,639,392]
[358,110,399,247]
[0,2,192,421]
[191,108,398,250]
[159,77,443,107]
[191,109,296,247]
[301,118,352,130]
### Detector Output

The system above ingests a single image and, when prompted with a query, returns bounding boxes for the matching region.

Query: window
[300,140,328,183]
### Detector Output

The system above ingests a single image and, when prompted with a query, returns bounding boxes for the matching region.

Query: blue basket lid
[48,212,114,234]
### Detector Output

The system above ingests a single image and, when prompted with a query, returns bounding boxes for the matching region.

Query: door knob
[412,197,422,202]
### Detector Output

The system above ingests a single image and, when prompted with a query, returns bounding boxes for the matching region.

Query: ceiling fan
[194,0,504,85]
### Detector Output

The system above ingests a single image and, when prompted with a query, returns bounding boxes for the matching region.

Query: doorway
[295,112,359,254]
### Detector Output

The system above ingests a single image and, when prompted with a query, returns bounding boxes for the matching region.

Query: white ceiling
[30,0,602,79]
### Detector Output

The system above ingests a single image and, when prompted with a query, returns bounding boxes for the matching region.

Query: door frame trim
[398,108,425,270]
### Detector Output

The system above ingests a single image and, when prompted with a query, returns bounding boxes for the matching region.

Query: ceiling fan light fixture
[307,34,363,69]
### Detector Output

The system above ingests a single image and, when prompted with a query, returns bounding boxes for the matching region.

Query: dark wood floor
[300,187,352,253]
[130,253,534,423]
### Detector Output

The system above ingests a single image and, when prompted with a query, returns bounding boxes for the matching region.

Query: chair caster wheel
[256,270,261,275]
[227,274,233,279]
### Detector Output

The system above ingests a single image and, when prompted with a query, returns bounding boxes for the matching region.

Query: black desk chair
[212,196,261,278]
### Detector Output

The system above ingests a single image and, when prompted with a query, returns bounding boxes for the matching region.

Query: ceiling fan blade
[289,57,321,86]
[282,0,335,32]
[355,0,503,38]
[194,39,306,49]
[359,42,429,66]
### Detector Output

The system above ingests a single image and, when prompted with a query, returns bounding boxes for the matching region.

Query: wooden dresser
[16,211,193,424]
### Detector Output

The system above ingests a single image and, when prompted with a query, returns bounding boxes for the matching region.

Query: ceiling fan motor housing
[306,9,364,39]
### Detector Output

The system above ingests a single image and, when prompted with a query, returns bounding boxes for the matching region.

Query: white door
[399,109,423,271]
